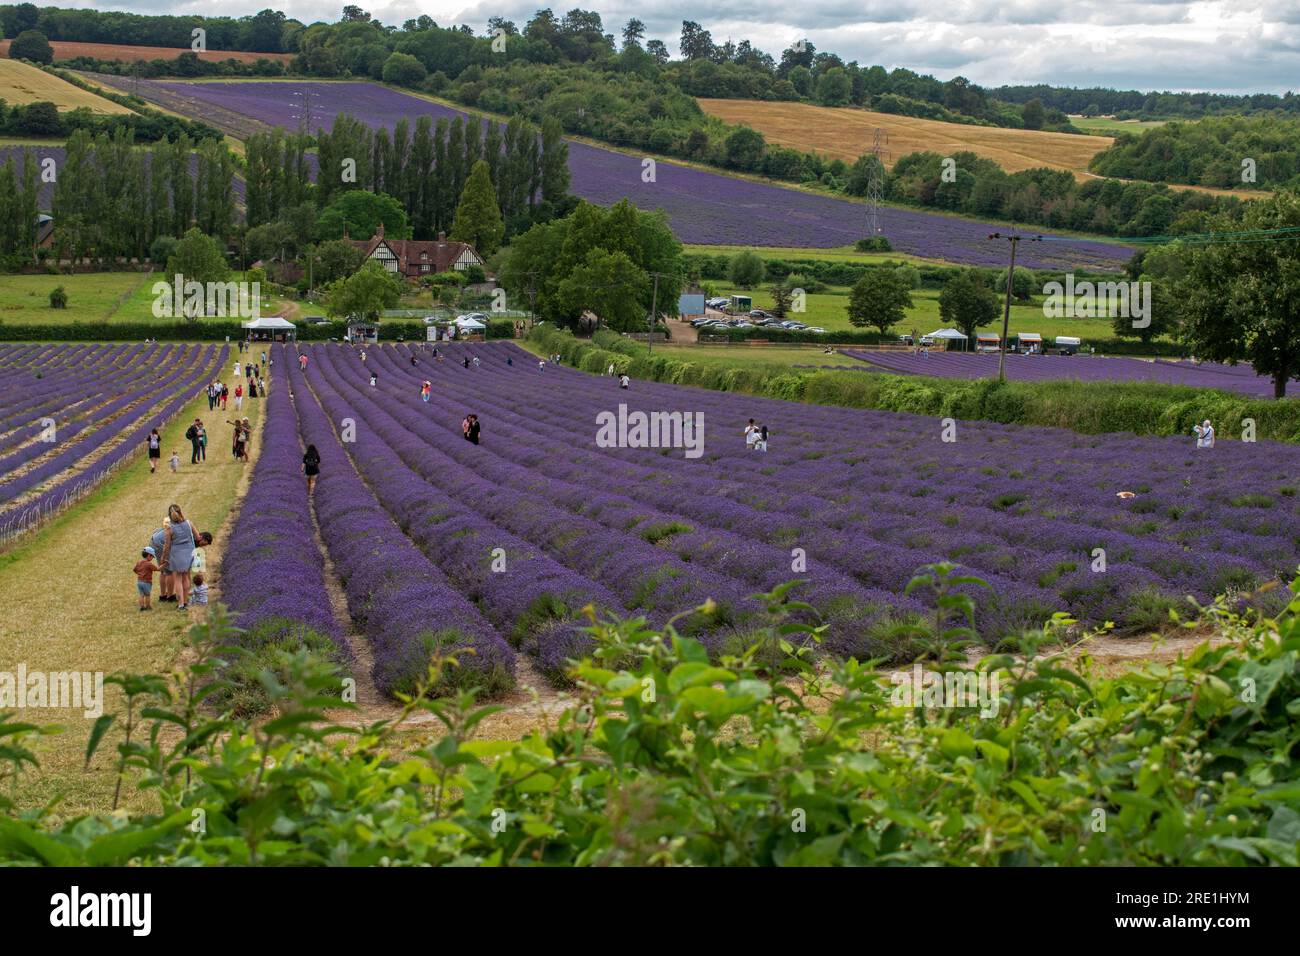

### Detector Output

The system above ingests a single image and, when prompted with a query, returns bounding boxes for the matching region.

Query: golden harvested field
[699,98,1112,179]
[1,39,294,64]
[0,57,132,113]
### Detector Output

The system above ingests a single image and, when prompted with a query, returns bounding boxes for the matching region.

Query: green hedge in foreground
[533,326,1300,442]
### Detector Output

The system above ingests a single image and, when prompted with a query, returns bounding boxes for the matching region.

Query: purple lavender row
[0,345,171,456]
[0,345,211,502]
[434,342,1294,569]
[0,345,177,473]
[304,344,625,683]
[0,346,228,544]
[839,349,1277,396]
[362,344,928,656]
[309,345,765,655]
[285,350,515,698]
[216,348,344,653]
[386,343,1293,630]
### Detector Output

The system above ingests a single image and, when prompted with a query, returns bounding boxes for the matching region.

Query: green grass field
[723,284,1120,340]
[0,272,296,325]
[1068,115,1167,135]
[0,273,149,325]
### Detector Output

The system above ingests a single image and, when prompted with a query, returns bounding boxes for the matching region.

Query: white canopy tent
[241,315,297,341]
[454,317,487,331]
[925,328,969,351]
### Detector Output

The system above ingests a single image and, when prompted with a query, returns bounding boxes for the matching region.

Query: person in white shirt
[619,374,630,389]
[744,419,759,450]
[1194,420,1215,449]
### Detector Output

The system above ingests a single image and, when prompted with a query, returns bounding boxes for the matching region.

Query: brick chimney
[437,231,446,242]
[377,222,385,239]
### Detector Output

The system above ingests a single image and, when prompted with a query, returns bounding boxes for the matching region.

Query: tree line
[1088,116,1300,191]
[866,150,1244,239]
[50,128,234,264]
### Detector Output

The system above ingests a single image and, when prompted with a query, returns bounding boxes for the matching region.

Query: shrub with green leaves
[1,574,1298,866]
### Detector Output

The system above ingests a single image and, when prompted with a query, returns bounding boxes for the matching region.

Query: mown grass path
[0,373,265,813]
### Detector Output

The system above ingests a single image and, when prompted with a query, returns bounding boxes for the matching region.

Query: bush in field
[9,29,53,64]
[728,250,765,288]
[47,285,67,309]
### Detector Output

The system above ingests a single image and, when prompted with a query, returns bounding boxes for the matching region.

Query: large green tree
[166,228,230,285]
[848,266,915,334]
[326,259,403,322]
[939,269,1000,341]
[558,249,649,331]
[315,190,409,242]
[1176,190,1300,397]
[9,29,52,64]
[450,159,504,255]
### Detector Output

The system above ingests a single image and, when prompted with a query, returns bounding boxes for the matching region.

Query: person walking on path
[303,443,321,494]
[299,353,308,371]
[234,383,243,412]
[233,360,241,377]
[421,380,431,403]
[462,414,481,445]
[197,422,207,461]
[169,450,180,473]
[220,383,229,410]
[185,419,201,465]
[157,504,198,610]
[207,382,216,411]
[147,428,161,473]
[1194,420,1215,449]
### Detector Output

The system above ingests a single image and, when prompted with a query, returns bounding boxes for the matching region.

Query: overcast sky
[71,1,1300,94]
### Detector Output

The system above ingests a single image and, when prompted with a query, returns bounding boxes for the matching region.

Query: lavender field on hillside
[120,79,1132,269]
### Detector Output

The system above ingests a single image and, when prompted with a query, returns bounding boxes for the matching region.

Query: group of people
[744,419,770,452]
[462,413,481,445]
[134,504,214,612]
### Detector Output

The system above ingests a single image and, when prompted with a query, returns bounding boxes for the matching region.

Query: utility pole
[987,231,1041,381]
[648,272,658,354]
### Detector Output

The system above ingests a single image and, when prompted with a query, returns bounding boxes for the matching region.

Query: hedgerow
[2,573,1297,866]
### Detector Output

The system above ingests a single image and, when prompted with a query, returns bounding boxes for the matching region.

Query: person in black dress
[303,443,321,494]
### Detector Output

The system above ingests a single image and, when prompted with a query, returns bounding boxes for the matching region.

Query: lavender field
[231,341,1298,697]
[0,342,226,542]
[840,349,1278,396]
[101,78,1131,270]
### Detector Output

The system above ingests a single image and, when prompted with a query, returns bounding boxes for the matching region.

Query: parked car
[706,297,729,309]
[749,309,772,319]
[303,315,330,325]
[805,327,828,334]
[780,321,807,330]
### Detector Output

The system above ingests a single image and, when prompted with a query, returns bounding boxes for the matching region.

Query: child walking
[168,450,180,473]
[134,547,159,611]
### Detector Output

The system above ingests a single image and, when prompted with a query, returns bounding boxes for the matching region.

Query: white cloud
[50,0,1300,93]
